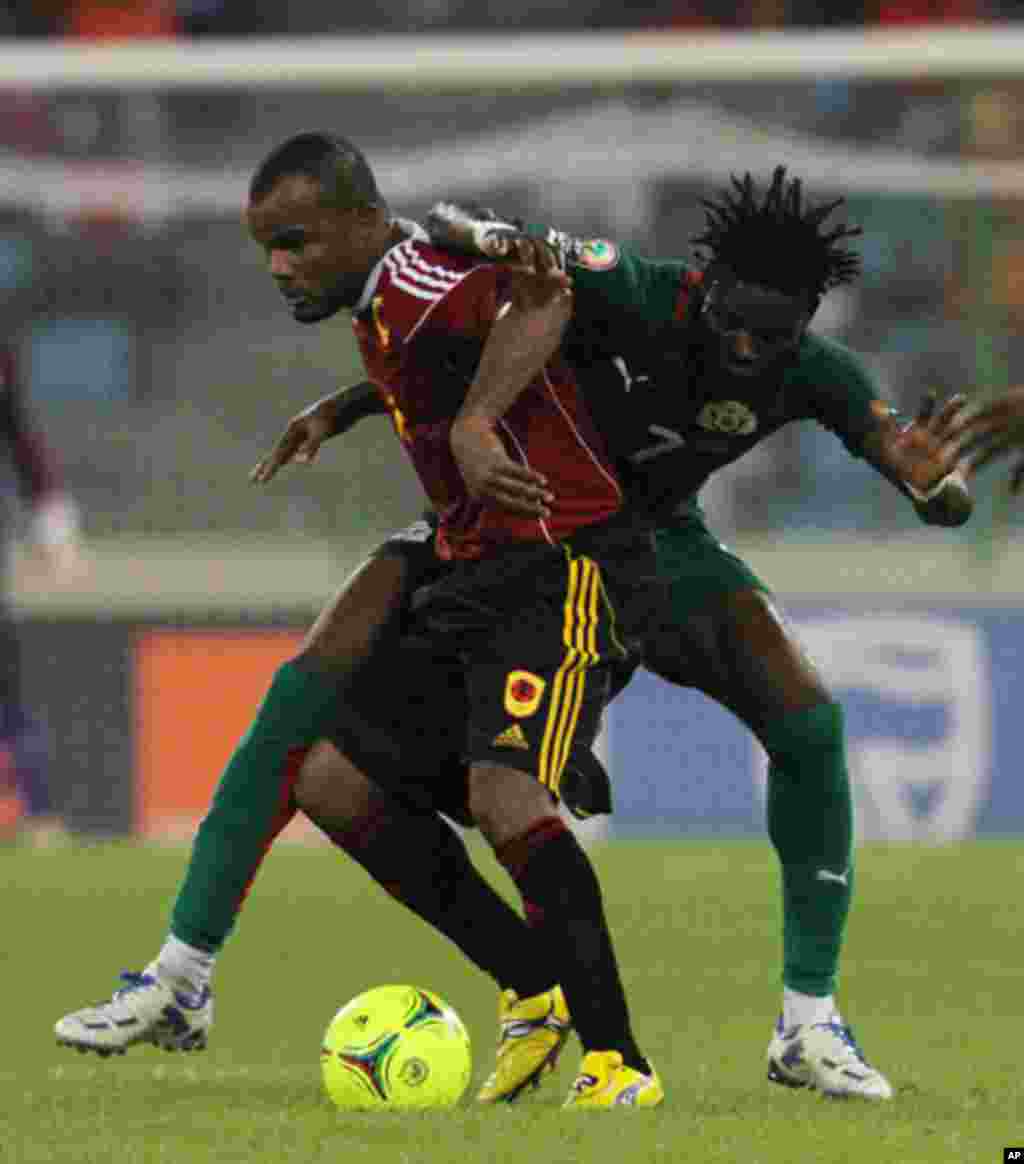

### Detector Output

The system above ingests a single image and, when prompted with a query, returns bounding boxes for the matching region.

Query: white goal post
[0,26,1022,90]
[2,27,1024,218]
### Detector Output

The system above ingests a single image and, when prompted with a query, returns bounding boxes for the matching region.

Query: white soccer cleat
[767,1014,893,1100]
[55,971,213,1057]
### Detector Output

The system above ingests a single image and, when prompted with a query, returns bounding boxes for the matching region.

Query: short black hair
[692,166,861,301]
[249,132,385,211]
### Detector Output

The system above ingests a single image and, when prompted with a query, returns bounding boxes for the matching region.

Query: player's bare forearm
[457,278,572,427]
[329,380,389,433]
[251,380,385,485]
[450,279,571,517]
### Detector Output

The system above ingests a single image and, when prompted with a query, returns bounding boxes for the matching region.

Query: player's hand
[23,494,88,585]
[950,386,1024,493]
[885,391,971,493]
[425,203,568,283]
[23,538,88,586]
[450,415,554,518]
[250,397,338,484]
[483,232,567,282]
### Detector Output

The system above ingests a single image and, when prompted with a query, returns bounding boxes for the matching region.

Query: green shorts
[654,506,770,619]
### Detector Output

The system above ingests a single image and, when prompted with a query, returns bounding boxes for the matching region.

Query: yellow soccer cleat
[476,985,571,1103]
[563,1050,665,1110]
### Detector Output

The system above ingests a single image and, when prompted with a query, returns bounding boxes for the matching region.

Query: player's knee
[467,763,553,849]
[762,700,846,769]
[293,740,374,831]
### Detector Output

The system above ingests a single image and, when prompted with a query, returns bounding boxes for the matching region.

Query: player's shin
[760,702,853,1008]
[496,816,649,1075]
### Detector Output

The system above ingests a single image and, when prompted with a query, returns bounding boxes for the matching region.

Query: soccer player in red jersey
[56,134,663,1109]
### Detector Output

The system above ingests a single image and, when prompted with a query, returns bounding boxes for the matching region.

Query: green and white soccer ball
[321,984,472,1110]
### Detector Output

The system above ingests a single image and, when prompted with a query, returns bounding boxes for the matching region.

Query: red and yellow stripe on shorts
[538,549,603,797]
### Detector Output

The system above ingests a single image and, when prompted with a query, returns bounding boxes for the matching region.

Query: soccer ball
[320,984,472,1110]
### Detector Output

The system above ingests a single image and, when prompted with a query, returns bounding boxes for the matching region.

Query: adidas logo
[492,724,529,750]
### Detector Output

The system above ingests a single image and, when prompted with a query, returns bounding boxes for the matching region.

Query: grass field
[5,838,1022,1164]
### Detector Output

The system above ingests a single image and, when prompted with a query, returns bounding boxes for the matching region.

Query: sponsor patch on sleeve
[575,239,620,272]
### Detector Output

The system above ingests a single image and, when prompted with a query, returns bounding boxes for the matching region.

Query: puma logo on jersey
[815,868,850,887]
[611,356,649,394]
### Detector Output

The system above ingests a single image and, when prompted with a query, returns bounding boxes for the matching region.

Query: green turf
[5,838,1022,1163]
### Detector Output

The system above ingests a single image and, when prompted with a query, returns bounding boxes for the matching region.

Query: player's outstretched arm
[861,391,973,527]
[250,380,386,484]
[950,386,1024,493]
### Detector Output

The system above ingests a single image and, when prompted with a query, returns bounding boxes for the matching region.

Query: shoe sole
[768,1060,889,1100]
[55,1039,128,1058]
[56,1032,208,1057]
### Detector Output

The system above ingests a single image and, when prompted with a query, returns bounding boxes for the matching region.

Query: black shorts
[404,514,661,801]
[324,515,647,820]
[327,628,624,823]
[323,517,468,820]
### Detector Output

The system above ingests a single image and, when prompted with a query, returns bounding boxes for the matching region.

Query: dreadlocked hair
[691,166,862,302]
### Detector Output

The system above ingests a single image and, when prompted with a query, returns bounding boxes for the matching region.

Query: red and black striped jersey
[351,234,622,561]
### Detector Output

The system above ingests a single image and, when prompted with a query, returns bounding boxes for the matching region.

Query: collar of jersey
[352,218,429,315]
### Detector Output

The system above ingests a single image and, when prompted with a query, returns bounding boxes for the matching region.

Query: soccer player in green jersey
[251,169,971,1101]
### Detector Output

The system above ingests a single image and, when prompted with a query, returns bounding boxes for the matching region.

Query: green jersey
[551,236,886,520]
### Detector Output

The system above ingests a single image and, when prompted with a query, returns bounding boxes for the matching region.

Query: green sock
[759,702,853,998]
[169,660,342,952]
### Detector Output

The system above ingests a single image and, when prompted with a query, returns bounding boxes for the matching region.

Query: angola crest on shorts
[504,670,546,718]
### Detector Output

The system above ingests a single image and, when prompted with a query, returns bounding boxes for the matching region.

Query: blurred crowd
[1,0,1024,37]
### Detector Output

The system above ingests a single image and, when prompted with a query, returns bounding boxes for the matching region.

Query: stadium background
[4,3,1024,846]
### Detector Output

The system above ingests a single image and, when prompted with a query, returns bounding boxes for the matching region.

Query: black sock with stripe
[328,805,555,1000]
[497,817,650,1075]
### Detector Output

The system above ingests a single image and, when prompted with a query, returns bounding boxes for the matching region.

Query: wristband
[906,468,962,504]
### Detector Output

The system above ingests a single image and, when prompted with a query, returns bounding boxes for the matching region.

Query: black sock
[331,807,554,999]
[498,818,649,1074]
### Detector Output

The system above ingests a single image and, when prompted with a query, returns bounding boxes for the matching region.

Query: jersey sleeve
[569,243,691,323]
[786,333,889,458]
[372,239,503,346]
